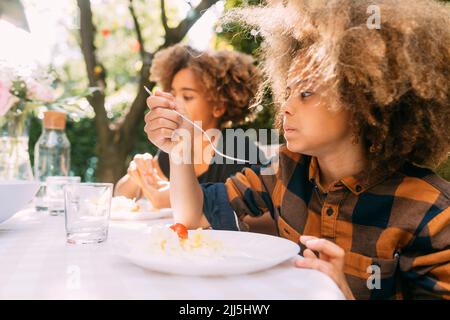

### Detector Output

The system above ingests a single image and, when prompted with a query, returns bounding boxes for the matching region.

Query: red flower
[101,28,111,37]
[130,40,141,53]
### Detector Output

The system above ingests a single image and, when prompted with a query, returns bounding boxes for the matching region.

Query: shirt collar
[308,156,389,195]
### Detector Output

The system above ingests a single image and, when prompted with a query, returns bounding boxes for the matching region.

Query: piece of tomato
[169,223,188,239]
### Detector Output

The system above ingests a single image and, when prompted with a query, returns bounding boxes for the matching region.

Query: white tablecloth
[0,209,345,300]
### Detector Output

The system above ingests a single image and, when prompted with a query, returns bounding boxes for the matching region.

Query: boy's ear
[212,104,226,119]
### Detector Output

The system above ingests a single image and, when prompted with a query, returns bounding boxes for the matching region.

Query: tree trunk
[95,134,129,183]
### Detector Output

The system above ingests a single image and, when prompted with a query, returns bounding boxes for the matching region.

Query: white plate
[110,198,172,221]
[110,208,172,221]
[117,229,300,276]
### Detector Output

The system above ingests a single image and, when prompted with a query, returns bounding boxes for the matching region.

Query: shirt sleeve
[201,164,278,231]
[400,206,450,299]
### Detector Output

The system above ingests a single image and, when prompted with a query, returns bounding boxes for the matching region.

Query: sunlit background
[0,0,225,66]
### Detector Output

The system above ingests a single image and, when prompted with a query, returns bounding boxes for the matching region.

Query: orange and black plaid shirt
[201,145,450,299]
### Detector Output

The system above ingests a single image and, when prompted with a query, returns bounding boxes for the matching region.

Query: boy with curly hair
[144,0,450,299]
[116,44,265,208]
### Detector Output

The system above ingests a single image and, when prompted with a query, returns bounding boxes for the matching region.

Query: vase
[0,110,34,181]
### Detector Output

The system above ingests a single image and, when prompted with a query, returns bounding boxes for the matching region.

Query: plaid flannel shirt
[201,145,450,299]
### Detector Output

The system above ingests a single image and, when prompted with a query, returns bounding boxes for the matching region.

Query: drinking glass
[64,183,113,244]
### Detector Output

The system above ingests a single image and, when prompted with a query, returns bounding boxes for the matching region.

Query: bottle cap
[43,111,66,130]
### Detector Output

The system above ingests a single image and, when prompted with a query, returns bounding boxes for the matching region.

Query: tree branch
[165,0,220,45]
[128,0,146,60]
[122,52,154,141]
[160,0,170,35]
[122,0,153,140]
[185,0,194,10]
[77,0,110,137]
[78,0,104,87]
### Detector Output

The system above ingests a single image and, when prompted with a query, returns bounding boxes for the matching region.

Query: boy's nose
[283,99,295,116]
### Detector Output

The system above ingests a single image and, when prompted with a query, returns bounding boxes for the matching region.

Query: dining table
[0,208,345,300]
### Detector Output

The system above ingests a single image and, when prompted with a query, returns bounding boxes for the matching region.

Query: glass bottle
[34,111,71,211]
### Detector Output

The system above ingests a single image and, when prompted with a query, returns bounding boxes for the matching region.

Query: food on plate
[146,224,224,257]
[111,196,140,212]
[169,223,188,239]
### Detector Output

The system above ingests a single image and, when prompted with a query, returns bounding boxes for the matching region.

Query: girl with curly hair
[115,44,264,209]
[144,0,450,299]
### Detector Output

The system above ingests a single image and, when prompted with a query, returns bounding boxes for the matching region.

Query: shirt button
[355,185,362,192]
[326,207,334,216]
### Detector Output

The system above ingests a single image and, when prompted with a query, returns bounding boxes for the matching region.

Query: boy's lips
[283,126,298,139]
[283,125,297,133]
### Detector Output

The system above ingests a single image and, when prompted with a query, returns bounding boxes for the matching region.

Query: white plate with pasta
[116,224,300,276]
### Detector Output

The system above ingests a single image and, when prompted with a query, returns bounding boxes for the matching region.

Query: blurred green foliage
[217,0,264,54]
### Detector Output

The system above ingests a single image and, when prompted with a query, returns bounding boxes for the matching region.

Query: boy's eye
[300,91,313,99]
[183,95,194,101]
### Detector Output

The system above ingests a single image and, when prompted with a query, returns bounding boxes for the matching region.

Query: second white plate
[110,208,172,221]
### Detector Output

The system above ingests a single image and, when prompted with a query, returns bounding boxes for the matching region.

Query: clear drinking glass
[64,183,113,244]
[46,176,81,216]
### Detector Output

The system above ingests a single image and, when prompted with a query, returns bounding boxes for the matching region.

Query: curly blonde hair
[226,0,450,172]
[149,44,262,126]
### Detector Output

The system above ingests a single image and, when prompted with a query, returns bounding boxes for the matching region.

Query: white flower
[1,61,56,106]
[26,79,54,103]
[0,80,19,116]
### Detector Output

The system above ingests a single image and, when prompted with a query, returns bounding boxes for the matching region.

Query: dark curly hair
[226,0,450,173]
[149,44,262,127]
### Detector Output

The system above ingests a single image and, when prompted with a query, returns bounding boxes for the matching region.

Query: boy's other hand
[295,235,355,300]
[127,153,169,208]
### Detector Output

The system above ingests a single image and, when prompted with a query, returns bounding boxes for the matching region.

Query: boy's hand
[128,153,167,184]
[127,153,170,208]
[295,236,355,300]
[144,91,192,154]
